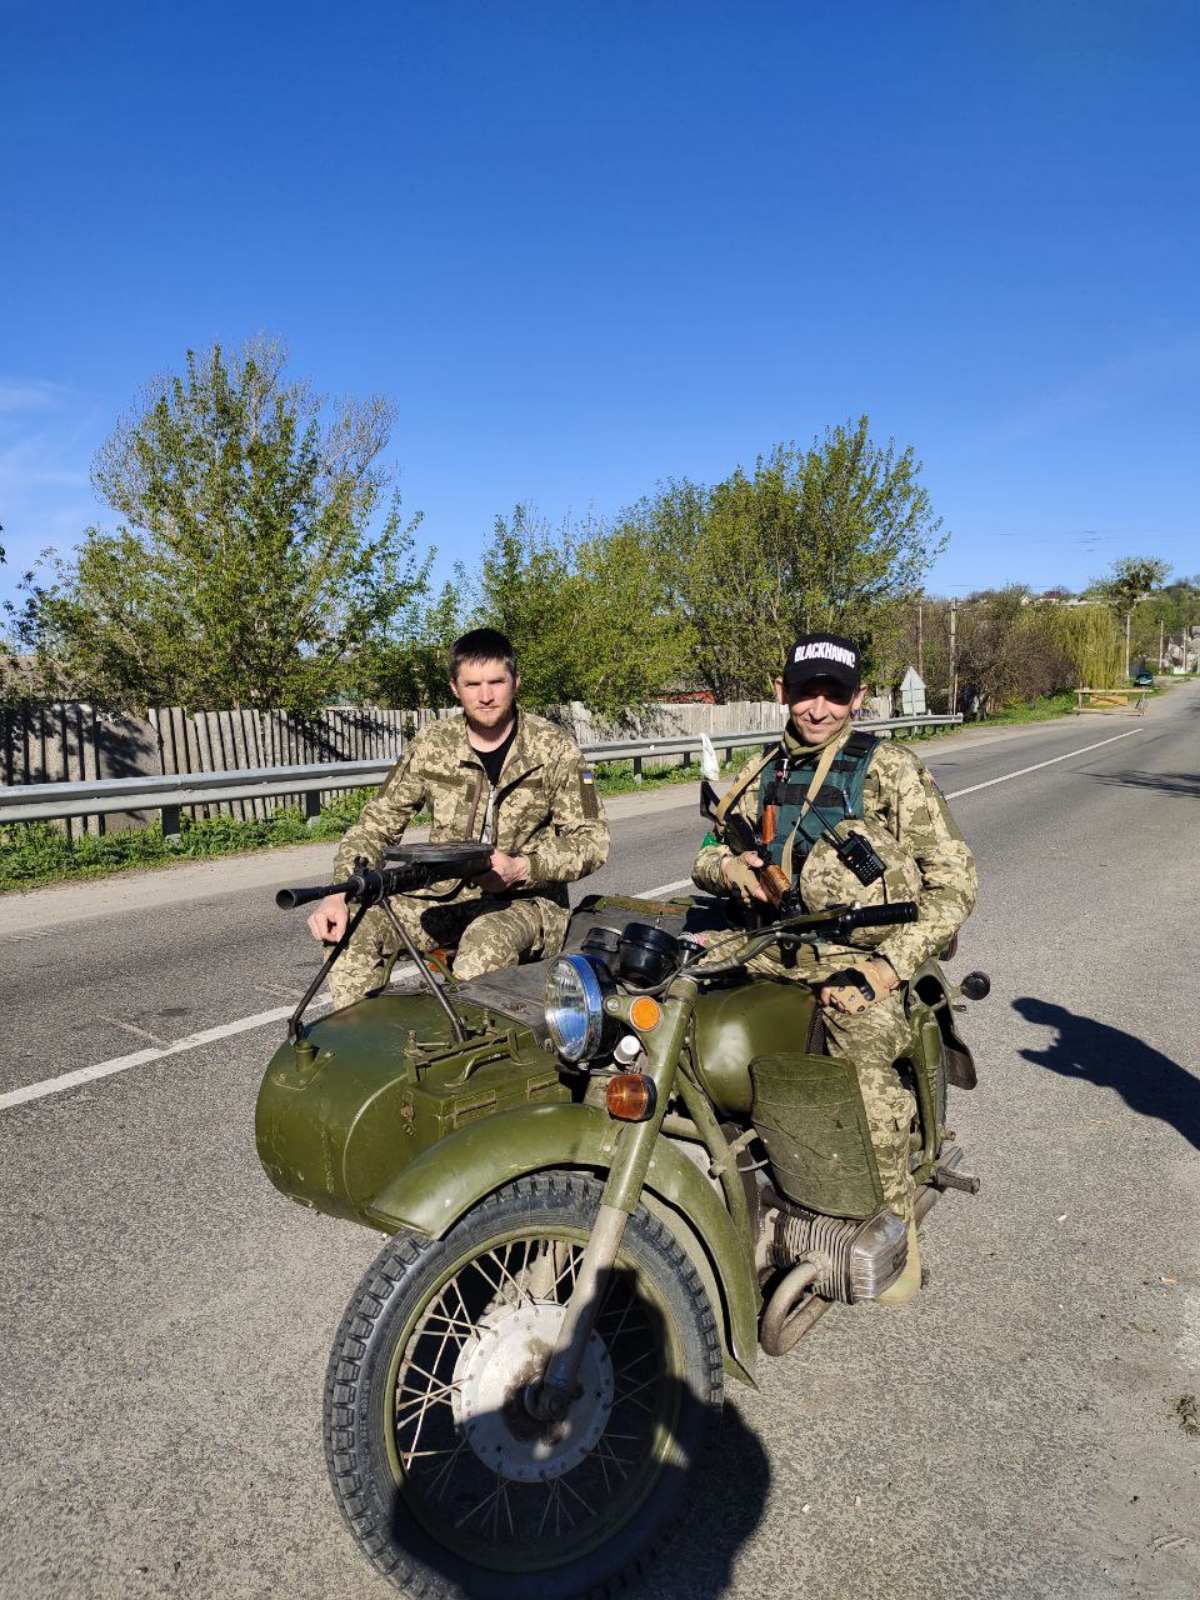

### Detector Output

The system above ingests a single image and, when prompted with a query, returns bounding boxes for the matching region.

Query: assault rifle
[699,777,796,911]
[698,733,888,911]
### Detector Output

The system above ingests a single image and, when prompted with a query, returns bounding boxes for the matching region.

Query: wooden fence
[1,690,894,838]
[1,703,451,836]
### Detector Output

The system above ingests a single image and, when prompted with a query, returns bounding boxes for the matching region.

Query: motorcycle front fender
[362,1100,760,1383]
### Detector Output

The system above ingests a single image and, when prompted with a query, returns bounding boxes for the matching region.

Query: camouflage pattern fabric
[692,723,977,1220]
[692,724,976,980]
[328,895,548,1009]
[328,710,609,1002]
[798,818,923,949]
[820,992,916,1220]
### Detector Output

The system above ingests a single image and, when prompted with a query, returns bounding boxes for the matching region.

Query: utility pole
[917,598,924,678]
[1159,619,1165,672]
[949,598,958,713]
[1124,608,1132,681]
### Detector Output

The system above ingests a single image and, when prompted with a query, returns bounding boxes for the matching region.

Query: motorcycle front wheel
[324,1171,724,1599]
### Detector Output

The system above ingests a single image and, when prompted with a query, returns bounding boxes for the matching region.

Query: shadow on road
[1014,996,1200,1152]
[644,1399,771,1599]
[1092,768,1200,798]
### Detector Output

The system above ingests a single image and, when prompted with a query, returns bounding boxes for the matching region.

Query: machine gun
[275,841,494,910]
[275,843,494,1044]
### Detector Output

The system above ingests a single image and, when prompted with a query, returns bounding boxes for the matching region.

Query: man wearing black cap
[691,632,977,1304]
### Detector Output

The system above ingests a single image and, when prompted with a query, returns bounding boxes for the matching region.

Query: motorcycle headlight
[545,954,612,1062]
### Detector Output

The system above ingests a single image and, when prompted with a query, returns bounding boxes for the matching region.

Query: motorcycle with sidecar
[255,842,988,1599]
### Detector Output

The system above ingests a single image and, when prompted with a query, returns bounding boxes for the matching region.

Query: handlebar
[829,902,918,931]
[686,899,920,980]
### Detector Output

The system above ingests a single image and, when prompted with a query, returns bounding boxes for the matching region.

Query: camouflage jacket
[692,726,976,981]
[334,711,610,933]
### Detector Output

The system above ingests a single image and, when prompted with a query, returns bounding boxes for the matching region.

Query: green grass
[591,750,758,798]
[0,789,382,894]
[970,690,1078,725]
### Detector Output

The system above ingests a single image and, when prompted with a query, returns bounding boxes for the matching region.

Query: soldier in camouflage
[692,632,976,1303]
[308,628,610,1007]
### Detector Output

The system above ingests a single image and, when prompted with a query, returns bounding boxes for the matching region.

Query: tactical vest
[758,731,880,881]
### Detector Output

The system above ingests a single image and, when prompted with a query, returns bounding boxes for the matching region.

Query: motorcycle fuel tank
[690,979,821,1117]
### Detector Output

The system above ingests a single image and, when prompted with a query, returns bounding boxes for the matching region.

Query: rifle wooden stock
[760,863,791,907]
[761,803,777,846]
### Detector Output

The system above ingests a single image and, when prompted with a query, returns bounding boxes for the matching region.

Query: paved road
[2,697,1198,1599]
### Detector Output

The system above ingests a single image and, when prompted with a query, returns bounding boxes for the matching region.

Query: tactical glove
[820,957,899,1015]
[821,968,877,1014]
[722,853,767,906]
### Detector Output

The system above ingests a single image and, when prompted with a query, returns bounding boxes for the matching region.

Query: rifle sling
[712,744,778,833]
[780,733,846,887]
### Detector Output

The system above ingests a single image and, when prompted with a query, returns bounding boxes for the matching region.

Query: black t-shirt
[474,718,518,790]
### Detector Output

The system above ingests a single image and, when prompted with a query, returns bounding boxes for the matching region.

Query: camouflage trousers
[328,893,551,1010]
[818,992,916,1222]
[747,947,917,1221]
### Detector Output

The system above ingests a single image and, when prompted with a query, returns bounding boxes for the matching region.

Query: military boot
[877,1220,921,1306]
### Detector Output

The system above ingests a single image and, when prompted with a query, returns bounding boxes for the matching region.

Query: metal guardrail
[0,714,962,833]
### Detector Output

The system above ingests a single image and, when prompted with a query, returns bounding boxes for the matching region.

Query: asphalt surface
[1,694,1198,1599]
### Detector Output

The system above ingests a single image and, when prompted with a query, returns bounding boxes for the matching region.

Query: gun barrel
[276,880,354,910]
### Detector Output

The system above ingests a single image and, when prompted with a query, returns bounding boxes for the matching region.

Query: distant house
[655,683,717,704]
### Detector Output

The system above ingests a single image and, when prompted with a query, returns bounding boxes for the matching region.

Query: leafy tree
[354,575,469,709]
[1131,574,1200,668]
[634,418,946,699]
[1049,602,1124,688]
[472,507,689,723]
[1088,555,1170,679]
[15,340,431,714]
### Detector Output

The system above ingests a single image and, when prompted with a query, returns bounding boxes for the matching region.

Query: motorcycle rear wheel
[324,1171,724,1599]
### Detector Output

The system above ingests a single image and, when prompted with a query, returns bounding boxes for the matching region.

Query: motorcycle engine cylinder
[768,1203,907,1303]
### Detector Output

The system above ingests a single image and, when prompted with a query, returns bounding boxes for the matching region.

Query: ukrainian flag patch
[580,766,600,818]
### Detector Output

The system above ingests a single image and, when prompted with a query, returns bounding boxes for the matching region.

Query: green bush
[0,788,386,893]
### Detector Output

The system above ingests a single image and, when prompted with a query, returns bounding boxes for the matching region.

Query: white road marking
[942,727,1143,799]
[0,1006,295,1111]
[97,1014,170,1047]
[0,729,1151,1114]
[640,878,693,898]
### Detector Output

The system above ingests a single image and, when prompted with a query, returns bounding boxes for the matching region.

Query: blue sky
[2,0,1198,610]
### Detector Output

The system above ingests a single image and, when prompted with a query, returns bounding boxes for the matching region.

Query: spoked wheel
[324,1173,724,1599]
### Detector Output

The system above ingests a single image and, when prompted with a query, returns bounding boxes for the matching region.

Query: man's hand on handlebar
[307,893,350,946]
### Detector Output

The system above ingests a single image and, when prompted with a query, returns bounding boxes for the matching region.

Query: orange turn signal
[606,1073,657,1122]
[628,996,662,1032]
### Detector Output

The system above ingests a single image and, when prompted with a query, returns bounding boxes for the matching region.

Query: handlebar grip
[840,901,919,929]
[275,881,351,910]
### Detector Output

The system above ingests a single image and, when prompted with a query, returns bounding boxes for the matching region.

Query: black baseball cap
[781,633,862,695]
